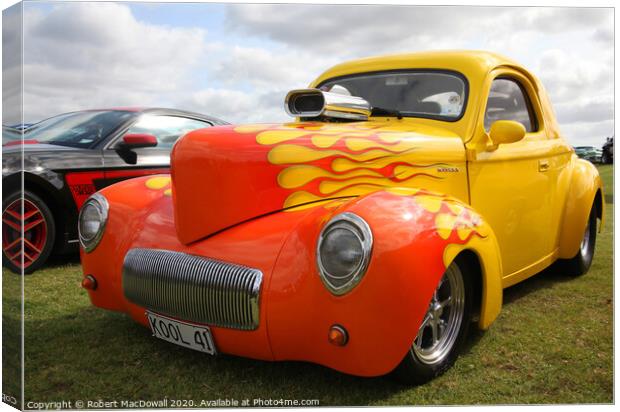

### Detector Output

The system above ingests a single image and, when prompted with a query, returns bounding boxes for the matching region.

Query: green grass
[2,263,22,407]
[4,165,613,406]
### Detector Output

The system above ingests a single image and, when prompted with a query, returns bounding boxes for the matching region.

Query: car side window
[125,115,212,149]
[484,78,536,133]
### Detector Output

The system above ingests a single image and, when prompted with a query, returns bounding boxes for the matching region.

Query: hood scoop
[285,88,371,121]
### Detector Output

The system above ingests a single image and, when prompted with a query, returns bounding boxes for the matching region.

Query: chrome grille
[122,248,263,330]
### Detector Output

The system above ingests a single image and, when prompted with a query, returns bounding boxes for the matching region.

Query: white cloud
[560,120,614,147]
[225,5,611,56]
[226,5,488,56]
[223,4,614,146]
[7,3,614,147]
[533,47,614,144]
[2,4,23,125]
[22,2,208,121]
[554,96,614,124]
[198,45,341,123]
[536,49,612,104]
[210,45,337,90]
[178,88,287,124]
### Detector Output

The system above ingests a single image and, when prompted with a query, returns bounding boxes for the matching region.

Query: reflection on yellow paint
[145,176,171,190]
[414,195,444,213]
[408,191,487,242]
[436,213,458,239]
[145,176,172,197]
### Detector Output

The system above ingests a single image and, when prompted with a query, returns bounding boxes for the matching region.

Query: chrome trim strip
[122,248,263,330]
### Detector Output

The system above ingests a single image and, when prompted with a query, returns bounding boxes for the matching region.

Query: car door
[467,70,561,285]
[102,114,214,186]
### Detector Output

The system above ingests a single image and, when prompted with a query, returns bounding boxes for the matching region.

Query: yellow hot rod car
[80,51,603,384]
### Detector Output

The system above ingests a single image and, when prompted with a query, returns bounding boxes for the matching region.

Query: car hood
[2,143,97,176]
[2,142,81,154]
[171,120,467,245]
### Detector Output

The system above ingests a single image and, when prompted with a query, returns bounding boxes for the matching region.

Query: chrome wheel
[412,264,466,365]
[580,219,591,258]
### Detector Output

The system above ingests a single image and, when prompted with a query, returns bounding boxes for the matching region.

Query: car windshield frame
[24,110,138,149]
[316,69,469,122]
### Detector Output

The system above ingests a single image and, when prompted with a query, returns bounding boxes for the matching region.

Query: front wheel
[393,257,474,385]
[2,190,56,274]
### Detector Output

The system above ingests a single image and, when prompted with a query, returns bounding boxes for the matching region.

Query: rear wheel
[2,190,56,274]
[559,204,597,276]
[394,257,474,385]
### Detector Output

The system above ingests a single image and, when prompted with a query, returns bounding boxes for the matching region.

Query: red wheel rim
[2,198,48,270]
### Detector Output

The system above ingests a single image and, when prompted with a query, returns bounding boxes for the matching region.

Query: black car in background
[602,137,613,164]
[2,108,228,273]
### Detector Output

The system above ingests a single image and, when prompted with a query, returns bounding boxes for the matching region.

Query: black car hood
[2,143,83,155]
[2,143,101,177]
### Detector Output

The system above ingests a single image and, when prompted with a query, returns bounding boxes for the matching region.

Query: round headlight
[78,193,109,253]
[316,212,373,295]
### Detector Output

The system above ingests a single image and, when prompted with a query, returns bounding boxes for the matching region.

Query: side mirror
[488,120,526,150]
[119,133,158,149]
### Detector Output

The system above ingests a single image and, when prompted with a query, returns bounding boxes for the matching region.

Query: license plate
[146,311,217,355]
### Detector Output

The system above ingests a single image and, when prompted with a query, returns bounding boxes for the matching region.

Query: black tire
[558,204,597,276]
[393,255,474,385]
[2,190,56,274]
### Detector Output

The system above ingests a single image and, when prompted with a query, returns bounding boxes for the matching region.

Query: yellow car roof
[310,50,525,87]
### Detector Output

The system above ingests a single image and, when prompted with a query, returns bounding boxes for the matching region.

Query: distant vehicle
[574,146,602,163]
[2,108,228,274]
[602,137,613,164]
[2,125,21,145]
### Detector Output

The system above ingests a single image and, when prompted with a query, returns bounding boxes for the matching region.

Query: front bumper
[82,190,447,377]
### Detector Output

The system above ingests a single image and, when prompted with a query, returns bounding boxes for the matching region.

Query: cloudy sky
[2,1,614,146]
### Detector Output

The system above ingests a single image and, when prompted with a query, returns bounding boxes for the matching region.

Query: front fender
[266,188,502,376]
[558,157,603,259]
[81,174,174,312]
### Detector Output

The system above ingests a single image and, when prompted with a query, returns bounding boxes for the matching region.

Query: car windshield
[319,71,467,121]
[25,110,136,148]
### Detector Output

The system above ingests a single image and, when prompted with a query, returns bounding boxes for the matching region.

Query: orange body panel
[82,176,488,376]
